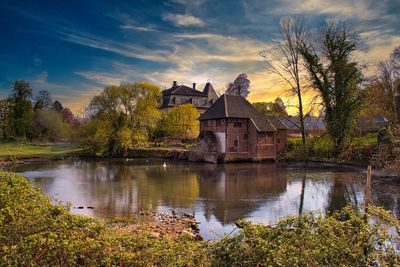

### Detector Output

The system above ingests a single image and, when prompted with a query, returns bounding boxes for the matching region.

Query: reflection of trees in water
[70,159,200,216]
[326,172,364,213]
[372,180,400,218]
[198,164,288,224]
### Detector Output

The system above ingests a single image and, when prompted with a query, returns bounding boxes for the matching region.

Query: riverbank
[0,142,84,160]
[1,171,399,266]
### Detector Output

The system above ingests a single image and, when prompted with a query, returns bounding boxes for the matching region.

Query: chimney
[193,83,196,90]
[396,94,400,122]
[173,81,177,87]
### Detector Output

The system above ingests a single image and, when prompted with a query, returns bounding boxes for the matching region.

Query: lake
[16,158,400,239]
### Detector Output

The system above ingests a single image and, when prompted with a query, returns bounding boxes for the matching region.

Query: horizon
[1,0,399,115]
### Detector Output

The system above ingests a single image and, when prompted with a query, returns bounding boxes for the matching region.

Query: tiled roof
[162,85,206,97]
[199,94,284,132]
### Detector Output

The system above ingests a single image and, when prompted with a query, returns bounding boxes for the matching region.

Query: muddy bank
[106,210,203,241]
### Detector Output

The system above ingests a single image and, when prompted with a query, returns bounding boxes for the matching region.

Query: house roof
[199,94,286,132]
[203,82,218,100]
[281,115,326,131]
[162,84,206,97]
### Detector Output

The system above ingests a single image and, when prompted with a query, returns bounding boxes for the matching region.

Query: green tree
[31,110,69,142]
[8,80,33,139]
[253,97,288,117]
[81,82,161,155]
[300,22,363,157]
[0,99,12,139]
[164,104,200,139]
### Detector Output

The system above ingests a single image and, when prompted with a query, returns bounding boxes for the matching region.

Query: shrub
[1,171,399,266]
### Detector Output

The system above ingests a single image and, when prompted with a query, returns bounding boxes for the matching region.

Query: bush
[1,171,399,266]
[210,207,400,266]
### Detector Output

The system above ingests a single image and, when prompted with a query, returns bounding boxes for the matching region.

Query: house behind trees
[160,81,219,114]
[198,94,287,162]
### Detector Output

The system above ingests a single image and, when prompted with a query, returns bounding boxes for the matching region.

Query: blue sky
[1,0,399,114]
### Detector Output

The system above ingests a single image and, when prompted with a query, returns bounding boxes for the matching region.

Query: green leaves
[1,171,399,266]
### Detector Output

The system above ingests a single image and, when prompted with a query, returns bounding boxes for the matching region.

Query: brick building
[160,81,219,114]
[198,94,287,162]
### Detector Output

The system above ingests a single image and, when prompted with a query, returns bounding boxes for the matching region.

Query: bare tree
[261,16,309,146]
[376,46,400,121]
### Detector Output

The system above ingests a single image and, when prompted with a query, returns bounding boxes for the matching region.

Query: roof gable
[199,94,282,132]
[162,85,206,97]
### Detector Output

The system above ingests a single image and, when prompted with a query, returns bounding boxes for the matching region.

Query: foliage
[300,22,364,157]
[80,81,161,155]
[378,125,395,146]
[0,99,12,139]
[253,97,288,117]
[8,80,33,139]
[31,110,70,142]
[225,73,250,98]
[0,171,208,266]
[159,104,200,139]
[211,206,400,266]
[1,171,399,266]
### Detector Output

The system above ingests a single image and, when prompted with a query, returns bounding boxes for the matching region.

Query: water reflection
[16,159,400,238]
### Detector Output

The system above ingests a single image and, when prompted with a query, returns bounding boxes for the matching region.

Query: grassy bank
[1,171,399,266]
[0,142,84,159]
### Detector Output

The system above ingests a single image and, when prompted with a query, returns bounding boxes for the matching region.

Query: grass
[0,142,84,159]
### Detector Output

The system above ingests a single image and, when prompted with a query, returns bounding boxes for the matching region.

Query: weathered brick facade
[199,95,288,162]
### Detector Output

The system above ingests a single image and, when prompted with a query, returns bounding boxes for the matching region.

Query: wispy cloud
[120,24,158,32]
[163,13,205,27]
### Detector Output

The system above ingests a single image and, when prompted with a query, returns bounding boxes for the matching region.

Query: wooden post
[364,165,372,215]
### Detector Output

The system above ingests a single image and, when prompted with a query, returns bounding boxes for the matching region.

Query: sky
[0,0,399,115]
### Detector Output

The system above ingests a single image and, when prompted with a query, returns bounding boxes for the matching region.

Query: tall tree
[262,16,309,146]
[376,46,400,121]
[225,73,250,98]
[299,22,363,157]
[82,82,161,155]
[8,80,33,138]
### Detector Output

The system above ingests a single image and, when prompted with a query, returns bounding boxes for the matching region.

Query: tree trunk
[297,86,307,147]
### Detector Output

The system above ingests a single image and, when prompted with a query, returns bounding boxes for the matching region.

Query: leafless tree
[261,16,309,146]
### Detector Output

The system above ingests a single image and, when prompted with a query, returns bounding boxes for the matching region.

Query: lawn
[0,142,84,159]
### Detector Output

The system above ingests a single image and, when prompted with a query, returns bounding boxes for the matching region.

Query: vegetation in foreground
[1,171,399,266]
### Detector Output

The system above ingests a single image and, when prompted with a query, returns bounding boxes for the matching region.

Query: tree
[253,97,288,117]
[261,16,309,146]
[164,104,200,139]
[0,99,12,139]
[8,80,33,139]
[31,110,69,142]
[52,100,64,113]
[225,73,250,98]
[34,90,53,111]
[299,22,363,157]
[81,82,161,155]
[375,46,400,121]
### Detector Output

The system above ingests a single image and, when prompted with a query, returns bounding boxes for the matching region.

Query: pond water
[16,159,400,239]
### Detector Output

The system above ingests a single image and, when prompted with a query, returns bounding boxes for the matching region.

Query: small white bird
[162,162,167,168]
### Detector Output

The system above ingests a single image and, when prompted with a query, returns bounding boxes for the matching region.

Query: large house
[198,94,287,162]
[160,81,219,113]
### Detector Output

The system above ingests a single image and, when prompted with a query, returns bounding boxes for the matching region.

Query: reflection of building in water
[198,164,287,224]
